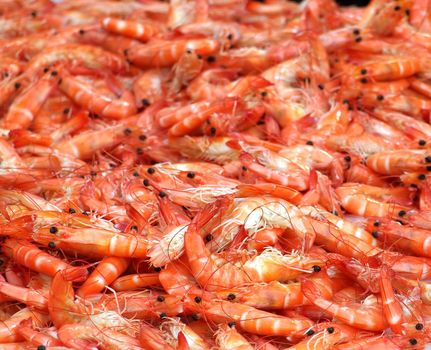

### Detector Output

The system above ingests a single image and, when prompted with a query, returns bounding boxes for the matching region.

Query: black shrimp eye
[37,346,47,350]
[0,259,4,266]
[306,140,313,145]
[143,179,150,186]
[360,69,367,75]
[49,226,58,234]
[205,234,213,242]
[123,128,132,135]
[372,231,379,238]
[14,82,21,89]
[207,55,216,63]
[394,5,401,11]
[398,210,406,217]
[327,327,335,334]
[48,242,56,248]
[227,293,236,300]
[312,265,321,272]
[306,329,315,336]
[154,267,162,272]
[318,84,324,90]
[191,313,200,320]
[31,11,37,17]
[159,191,167,198]
[425,156,431,163]
[147,167,155,174]
[355,36,362,43]
[160,312,167,319]
[344,155,351,162]
[78,29,85,35]
[157,295,165,302]
[373,220,380,226]
[353,28,360,35]
[228,322,236,328]
[227,33,233,40]
[376,94,384,101]
[415,322,424,330]
[63,107,70,114]
[142,99,150,106]
[419,140,427,146]
[242,166,247,171]
[418,174,426,180]
[409,338,418,345]
[133,171,139,177]
[187,172,195,178]
[139,134,147,141]
[194,296,202,303]
[210,127,216,135]
[131,225,138,231]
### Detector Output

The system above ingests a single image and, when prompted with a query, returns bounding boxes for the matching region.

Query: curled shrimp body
[366,149,431,175]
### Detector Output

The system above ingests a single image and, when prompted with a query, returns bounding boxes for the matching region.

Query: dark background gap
[291,0,370,5]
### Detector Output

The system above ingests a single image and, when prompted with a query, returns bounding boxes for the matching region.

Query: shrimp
[17,319,63,347]
[76,257,129,297]
[366,149,431,175]
[58,324,143,350]
[0,275,48,310]
[3,239,88,278]
[32,225,148,258]
[2,71,56,130]
[59,72,137,120]
[185,295,313,336]
[54,124,136,160]
[353,57,421,81]
[139,323,175,350]
[111,273,160,291]
[125,38,219,68]
[301,278,388,331]
[185,198,323,290]
[335,183,413,219]
[216,324,253,350]
[101,17,161,42]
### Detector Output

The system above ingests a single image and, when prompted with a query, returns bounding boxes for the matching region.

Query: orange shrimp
[58,324,143,350]
[17,319,63,347]
[333,333,427,349]
[366,149,431,175]
[32,225,148,258]
[2,72,56,130]
[126,38,220,68]
[111,272,160,291]
[185,198,323,290]
[139,323,175,350]
[101,17,161,42]
[301,278,388,331]
[335,183,413,218]
[59,72,137,120]
[235,183,303,205]
[3,239,88,279]
[0,308,49,344]
[0,275,48,310]
[216,324,253,350]
[76,257,129,297]
[186,295,313,336]
[54,124,136,160]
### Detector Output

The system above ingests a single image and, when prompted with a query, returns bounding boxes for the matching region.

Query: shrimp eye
[418,174,426,180]
[207,55,216,63]
[48,242,56,249]
[360,69,367,75]
[14,82,21,89]
[51,70,58,77]
[210,127,217,135]
[306,329,315,336]
[37,346,46,350]
[228,322,236,328]
[90,171,97,177]
[376,94,384,101]
[242,166,247,171]
[419,140,427,146]
[123,128,132,135]
[415,323,424,330]
[227,33,233,40]
[205,234,213,242]
[187,172,195,178]
[82,211,89,216]
[133,171,139,177]
[260,91,268,97]
[31,11,37,17]
[355,36,362,43]
[394,5,401,11]
[147,167,155,174]
[159,191,167,198]
[372,231,379,238]
[327,327,335,334]
[409,338,418,345]
[49,226,58,234]
[131,225,138,231]
[154,267,162,272]
[332,210,339,216]
[139,134,147,141]
[227,293,236,300]
[344,155,351,162]
[157,295,165,302]
[0,259,4,266]
[425,156,431,163]
[136,148,144,155]
[142,99,151,106]
[191,313,200,320]
[194,296,202,303]
[405,9,410,16]
[306,140,314,145]
[318,84,324,90]
[63,107,70,114]
[398,210,406,217]
[410,184,418,188]
[360,77,367,83]
[78,29,85,35]
[312,265,321,272]
[160,312,167,319]
[143,179,150,186]
[353,28,360,35]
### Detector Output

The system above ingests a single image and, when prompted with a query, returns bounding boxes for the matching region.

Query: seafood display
[2,0,431,348]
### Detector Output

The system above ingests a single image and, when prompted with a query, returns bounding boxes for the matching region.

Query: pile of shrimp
[4,0,431,349]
